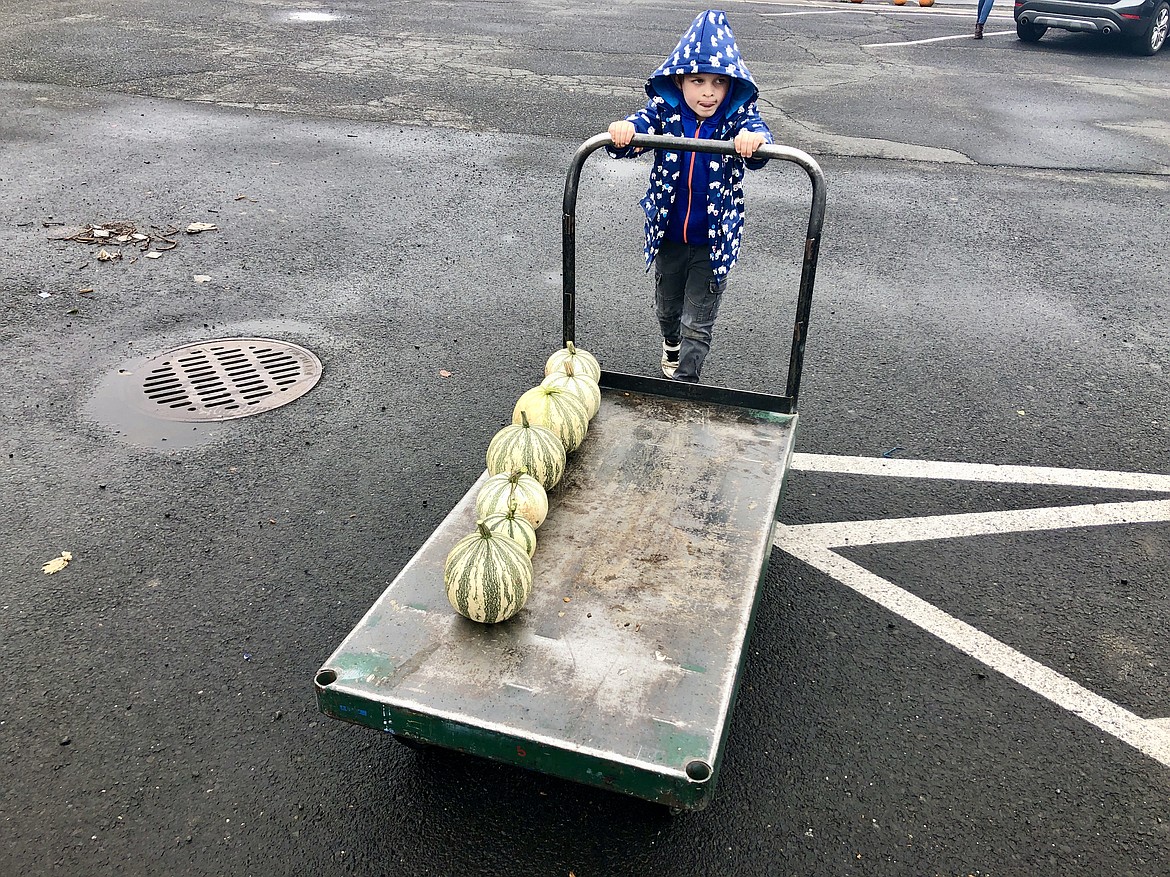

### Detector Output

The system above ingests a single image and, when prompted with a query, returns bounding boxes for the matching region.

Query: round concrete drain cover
[137,338,322,421]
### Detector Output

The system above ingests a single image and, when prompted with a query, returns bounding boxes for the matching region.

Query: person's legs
[673,246,725,383]
[976,0,994,28]
[654,239,686,376]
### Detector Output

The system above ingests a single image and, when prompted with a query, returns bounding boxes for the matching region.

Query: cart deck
[315,383,796,810]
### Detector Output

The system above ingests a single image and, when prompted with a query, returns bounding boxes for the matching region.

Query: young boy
[608,9,772,383]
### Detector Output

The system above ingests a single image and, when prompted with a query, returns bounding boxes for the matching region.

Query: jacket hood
[646,10,759,118]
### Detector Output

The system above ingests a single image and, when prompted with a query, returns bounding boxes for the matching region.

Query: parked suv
[1014,0,1169,54]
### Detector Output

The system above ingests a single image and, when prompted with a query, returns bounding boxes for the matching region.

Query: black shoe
[974,23,984,38]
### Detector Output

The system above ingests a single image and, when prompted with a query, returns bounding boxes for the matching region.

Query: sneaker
[661,340,680,378]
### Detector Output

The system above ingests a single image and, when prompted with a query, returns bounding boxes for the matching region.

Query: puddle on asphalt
[84,356,235,450]
[84,320,325,449]
[83,321,324,451]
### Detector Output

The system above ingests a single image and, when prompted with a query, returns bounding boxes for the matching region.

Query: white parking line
[759,9,862,15]
[778,455,1170,768]
[866,28,1016,46]
[758,3,976,17]
[759,6,1013,19]
[790,498,1170,545]
[791,452,1170,492]
[754,4,1020,46]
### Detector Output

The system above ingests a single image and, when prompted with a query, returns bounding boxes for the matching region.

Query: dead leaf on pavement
[193,275,211,283]
[185,222,218,234]
[42,551,73,575]
[62,222,138,244]
[439,369,452,377]
[55,221,181,254]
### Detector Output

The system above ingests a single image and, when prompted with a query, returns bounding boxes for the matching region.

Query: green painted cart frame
[314,134,826,811]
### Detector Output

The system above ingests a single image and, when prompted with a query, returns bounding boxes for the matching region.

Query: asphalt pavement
[3,1,1169,875]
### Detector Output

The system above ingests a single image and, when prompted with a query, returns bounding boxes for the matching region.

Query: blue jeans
[977,0,994,24]
[653,239,726,383]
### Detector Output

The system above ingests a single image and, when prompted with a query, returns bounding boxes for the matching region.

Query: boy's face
[677,73,730,119]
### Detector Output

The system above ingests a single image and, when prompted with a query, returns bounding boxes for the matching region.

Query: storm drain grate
[138,338,322,421]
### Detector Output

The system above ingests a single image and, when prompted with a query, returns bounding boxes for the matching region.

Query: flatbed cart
[314,133,826,812]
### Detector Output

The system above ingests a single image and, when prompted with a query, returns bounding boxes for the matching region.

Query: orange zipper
[682,118,697,243]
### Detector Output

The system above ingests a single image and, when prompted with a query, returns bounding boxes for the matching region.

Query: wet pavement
[3,1,1169,875]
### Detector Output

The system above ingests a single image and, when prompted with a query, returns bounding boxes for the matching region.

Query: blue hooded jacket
[607,9,773,278]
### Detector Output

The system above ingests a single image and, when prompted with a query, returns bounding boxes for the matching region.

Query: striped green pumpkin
[475,469,548,529]
[444,521,533,623]
[486,411,566,490]
[481,508,537,558]
[544,341,601,382]
[540,360,601,420]
[512,385,589,453]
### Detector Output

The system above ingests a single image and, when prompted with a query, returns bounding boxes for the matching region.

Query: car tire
[1127,0,1169,55]
[1016,19,1047,42]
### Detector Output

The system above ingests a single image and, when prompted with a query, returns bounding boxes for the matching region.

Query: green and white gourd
[480,507,537,558]
[486,412,566,490]
[544,341,601,382]
[444,521,533,623]
[540,360,601,420]
[475,469,549,529]
[512,385,589,453]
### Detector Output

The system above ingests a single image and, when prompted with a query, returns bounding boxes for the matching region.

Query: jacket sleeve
[734,101,774,171]
[605,97,664,159]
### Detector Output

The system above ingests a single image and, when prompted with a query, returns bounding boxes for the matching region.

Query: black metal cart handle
[562,132,827,414]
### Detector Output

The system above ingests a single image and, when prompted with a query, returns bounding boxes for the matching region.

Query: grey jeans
[653,239,726,383]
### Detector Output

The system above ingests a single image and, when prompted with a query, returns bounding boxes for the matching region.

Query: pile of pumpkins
[443,342,602,624]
